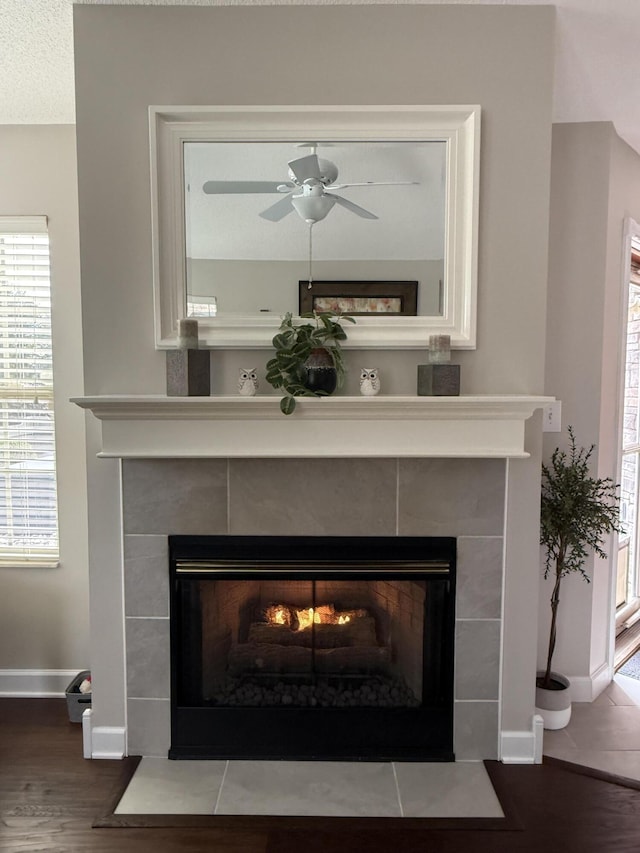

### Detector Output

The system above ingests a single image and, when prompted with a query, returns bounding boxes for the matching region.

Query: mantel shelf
[72,394,553,459]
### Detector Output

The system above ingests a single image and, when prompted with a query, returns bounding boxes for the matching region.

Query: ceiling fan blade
[259,194,295,222]
[287,154,322,183]
[328,193,378,220]
[203,181,292,194]
[329,181,419,190]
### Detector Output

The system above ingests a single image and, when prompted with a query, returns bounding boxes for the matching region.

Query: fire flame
[265,603,364,632]
[282,606,354,631]
[296,607,318,631]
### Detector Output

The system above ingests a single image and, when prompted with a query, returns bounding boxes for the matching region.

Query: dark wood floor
[2,698,640,852]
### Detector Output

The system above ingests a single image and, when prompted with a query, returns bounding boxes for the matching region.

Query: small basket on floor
[65,670,91,723]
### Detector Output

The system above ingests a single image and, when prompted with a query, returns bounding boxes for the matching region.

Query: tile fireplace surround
[75,395,550,764]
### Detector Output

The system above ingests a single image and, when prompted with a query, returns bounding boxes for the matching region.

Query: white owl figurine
[360,368,381,396]
[238,368,258,396]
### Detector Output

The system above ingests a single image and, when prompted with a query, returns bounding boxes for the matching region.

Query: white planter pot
[535,671,571,730]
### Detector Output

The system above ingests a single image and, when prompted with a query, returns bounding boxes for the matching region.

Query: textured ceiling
[0,0,75,123]
[2,1,640,155]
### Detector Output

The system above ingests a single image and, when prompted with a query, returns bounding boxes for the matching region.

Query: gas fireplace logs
[227,601,390,677]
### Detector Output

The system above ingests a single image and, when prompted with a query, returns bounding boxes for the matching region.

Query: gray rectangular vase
[166,350,211,396]
[417,364,460,396]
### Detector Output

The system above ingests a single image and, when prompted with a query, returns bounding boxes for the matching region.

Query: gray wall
[543,122,640,691]
[74,4,554,396]
[73,4,554,736]
[0,126,89,680]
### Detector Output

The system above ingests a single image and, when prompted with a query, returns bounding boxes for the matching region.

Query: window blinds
[0,216,59,565]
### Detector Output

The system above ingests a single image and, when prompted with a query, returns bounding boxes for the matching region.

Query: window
[617,234,640,625]
[0,216,59,566]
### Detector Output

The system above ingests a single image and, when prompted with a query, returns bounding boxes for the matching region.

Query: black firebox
[169,535,456,761]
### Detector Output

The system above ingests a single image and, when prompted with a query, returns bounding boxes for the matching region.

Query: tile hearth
[114,759,505,818]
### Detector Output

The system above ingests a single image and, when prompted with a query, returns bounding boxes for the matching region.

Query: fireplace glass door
[170,535,456,761]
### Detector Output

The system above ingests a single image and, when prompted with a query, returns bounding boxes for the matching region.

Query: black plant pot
[304,347,337,395]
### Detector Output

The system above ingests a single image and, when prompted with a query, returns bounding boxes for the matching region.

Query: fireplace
[169,535,456,761]
[73,399,545,763]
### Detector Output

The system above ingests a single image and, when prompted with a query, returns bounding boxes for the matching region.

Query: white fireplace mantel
[72,394,553,459]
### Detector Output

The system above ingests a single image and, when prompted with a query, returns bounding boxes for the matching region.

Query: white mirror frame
[150,105,480,349]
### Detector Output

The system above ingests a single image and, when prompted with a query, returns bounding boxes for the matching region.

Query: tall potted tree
[537,426,621,729]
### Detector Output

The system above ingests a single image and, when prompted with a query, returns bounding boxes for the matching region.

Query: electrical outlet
[543,400,562,433]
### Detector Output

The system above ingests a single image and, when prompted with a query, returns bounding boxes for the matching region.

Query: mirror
[184,140,446,319]
[150,106,480,349]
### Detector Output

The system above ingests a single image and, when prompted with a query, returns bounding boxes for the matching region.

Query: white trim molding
[0,215,48,234]
[72,394,553,459]
[500,716,544,764]
[0,668,78,697]
[150,104,480,350]
[89,724,126,760]
[82,708,93,759]
[567,662,612,703]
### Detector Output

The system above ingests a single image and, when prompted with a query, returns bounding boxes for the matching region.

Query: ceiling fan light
[291,194,336,224]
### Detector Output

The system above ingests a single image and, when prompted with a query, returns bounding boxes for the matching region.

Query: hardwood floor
[2,698,640,852]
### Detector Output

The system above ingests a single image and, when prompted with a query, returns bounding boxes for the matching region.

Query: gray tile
[217,760,400,816]
[542,678,640,781]
[456,537,503,619]
[126,618,170,699]
[564,704,640,750]
[124,535,169,617]
[115,758,510,817]
[454,702,499,760]
[398,459,505,536]
[592,691,616,707]
[543,726,579,758]
[115,757,227,814]
[127,698,170,756]
[610,675,640,705]
[455,621,501,699]
[394,762,503,817]
[540,749,640,783]
[122,459,228,535]
[229,458,397,536]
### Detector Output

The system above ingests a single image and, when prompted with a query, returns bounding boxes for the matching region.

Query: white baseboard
[533,714,544,764]
[90,724,126,760]
[0,668,79,697]
[568,661,611,702]
[82,708,93,759]
[78,707,125,760]
[500,717,542,764]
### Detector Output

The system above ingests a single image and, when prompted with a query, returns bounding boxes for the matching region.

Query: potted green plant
[265,311,355,415]
[537,426,621,729]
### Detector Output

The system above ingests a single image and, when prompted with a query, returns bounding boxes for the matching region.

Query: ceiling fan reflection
[202,150,418,225]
